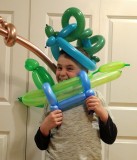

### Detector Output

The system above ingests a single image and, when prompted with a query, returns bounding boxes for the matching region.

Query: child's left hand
[86,96,108,123]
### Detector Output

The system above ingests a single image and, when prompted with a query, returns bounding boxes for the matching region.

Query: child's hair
[59,47,89,73]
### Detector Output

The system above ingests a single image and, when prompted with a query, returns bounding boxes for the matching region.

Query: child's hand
[40,110,63,136]
[86,96,108,123]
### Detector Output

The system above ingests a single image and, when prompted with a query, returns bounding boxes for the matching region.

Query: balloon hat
[45,7,105,71]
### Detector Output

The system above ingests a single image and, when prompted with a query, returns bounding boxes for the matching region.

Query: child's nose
[60,69,66,76]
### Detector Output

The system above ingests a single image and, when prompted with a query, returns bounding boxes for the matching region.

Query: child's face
[56,54,81,82]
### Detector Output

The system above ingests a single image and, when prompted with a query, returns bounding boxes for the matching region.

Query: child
[34,48,117,160]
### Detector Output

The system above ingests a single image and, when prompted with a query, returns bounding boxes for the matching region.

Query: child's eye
[57,66,62,70]
[67,67,74,71]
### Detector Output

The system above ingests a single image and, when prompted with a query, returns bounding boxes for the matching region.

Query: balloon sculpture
[0,7,130,111]
[19,61,129,110]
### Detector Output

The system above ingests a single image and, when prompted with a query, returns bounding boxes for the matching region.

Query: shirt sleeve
[34,127,51,150]
[99,115,117,144]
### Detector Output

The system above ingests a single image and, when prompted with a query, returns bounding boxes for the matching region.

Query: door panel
[0,0,30,160]
[100,1,137,160]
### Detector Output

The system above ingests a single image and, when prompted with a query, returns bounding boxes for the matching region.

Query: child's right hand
[40,110,63,136]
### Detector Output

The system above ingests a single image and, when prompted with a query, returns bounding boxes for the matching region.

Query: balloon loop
[78,28,93,39]
[84,35,105,56]
[61,7,85,42]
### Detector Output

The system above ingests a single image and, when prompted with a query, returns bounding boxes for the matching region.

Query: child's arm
[99,115,117,144]
[86,95,108,122]
[86,95,117,144]
[34,127,51,150]
[34,110,63,150]
[40,110,63,136]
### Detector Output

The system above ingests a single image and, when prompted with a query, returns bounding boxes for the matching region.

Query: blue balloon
[78,70,90,92]
[85,89,95,97]
[50,105,59,111]
[82,38,92,48]
[78,71,95,114]
[46,36,56,47]
[57,23,77,38]
[42,83,59,111]
[51,45,60,60]
[56,37,96,71]
[59,93,86,111]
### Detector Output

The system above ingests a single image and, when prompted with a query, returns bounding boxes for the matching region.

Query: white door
[0,0,30,160]
[99,0,137,160]
[27,0,137,160]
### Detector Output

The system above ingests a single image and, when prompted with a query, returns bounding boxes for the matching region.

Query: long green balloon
[93,61,130,74]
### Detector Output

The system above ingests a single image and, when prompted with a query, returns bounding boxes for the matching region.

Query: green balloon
[25,58,39,71]
[45,24,55,37]
[94,61,130,74]
[32,66,55,89]
[61,7,85,42]
[78,28,93,39]
[25,58,55,89]
[84,35,105,56]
